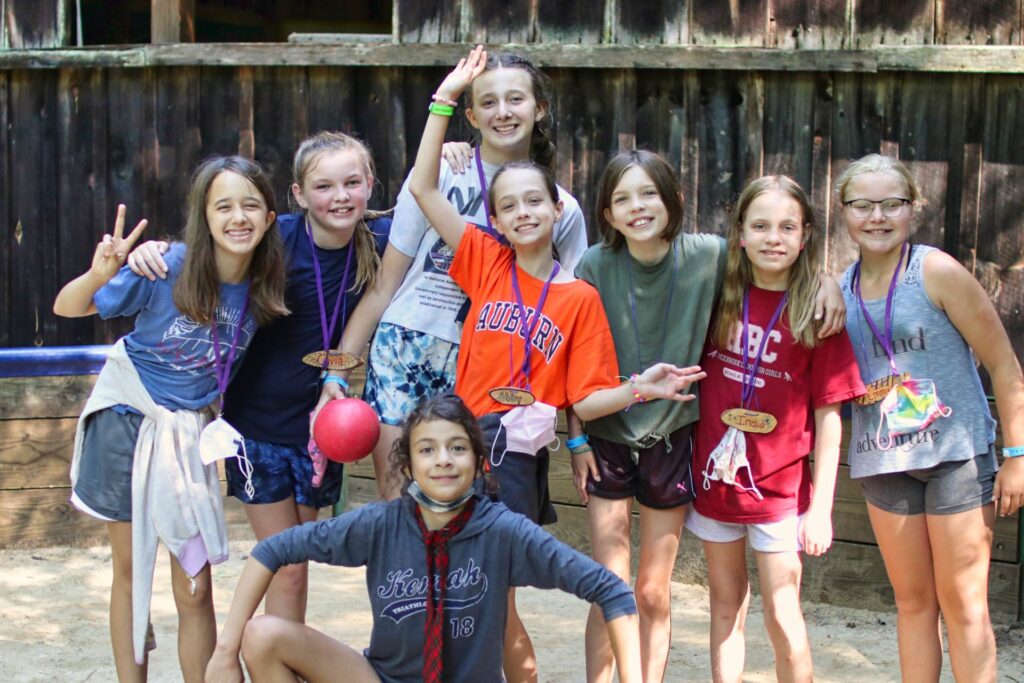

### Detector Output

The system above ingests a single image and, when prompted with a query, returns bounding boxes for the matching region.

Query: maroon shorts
[587,424,695,509]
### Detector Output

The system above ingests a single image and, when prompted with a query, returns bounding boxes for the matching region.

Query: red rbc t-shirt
[694,286,865,523]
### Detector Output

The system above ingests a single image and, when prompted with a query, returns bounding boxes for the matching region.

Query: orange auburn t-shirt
[449,226,620,417]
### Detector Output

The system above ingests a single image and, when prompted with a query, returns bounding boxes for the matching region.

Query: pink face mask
[489,402,560,467]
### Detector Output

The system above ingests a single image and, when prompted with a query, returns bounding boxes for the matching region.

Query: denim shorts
[72,407,142,522]
[859,448,997,516]
[363,323,459,426]
[225,438,342,509]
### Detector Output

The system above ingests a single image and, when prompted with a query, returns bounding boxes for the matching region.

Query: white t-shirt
[380,154,588,344]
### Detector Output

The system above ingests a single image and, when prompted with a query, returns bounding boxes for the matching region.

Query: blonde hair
[291,131,385,291]
[834,153,923,208]
[712,176,821,350]
[174,156,288,326]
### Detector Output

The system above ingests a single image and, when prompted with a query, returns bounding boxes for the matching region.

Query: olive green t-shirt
[575,232,726,446]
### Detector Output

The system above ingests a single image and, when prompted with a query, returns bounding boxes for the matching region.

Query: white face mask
[199,417,254,499]
[490,402,560,468]
[702,426,764,501]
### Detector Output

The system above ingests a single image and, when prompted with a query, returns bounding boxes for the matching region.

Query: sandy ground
[0,540,1022,683]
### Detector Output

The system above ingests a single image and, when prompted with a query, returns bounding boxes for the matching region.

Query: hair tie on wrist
[431,93,458,107]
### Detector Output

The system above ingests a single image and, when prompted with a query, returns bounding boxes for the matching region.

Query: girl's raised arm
[53,204,147,317]
[205,556,275,683]
[407,46,487,251]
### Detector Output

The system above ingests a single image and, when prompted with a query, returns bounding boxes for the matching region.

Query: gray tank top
[841,245,995,479]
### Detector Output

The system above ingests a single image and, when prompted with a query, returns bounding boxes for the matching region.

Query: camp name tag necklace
[852,242,911,406]
[720,289,786,434]
[300,216,364,374]
[488,260,560,407]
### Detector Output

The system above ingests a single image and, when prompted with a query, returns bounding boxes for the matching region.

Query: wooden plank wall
[2,65,1024,364]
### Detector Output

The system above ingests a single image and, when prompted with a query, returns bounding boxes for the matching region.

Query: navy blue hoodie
[251,494,636,682]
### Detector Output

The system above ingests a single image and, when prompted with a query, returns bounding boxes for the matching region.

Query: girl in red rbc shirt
[687,176,865,683]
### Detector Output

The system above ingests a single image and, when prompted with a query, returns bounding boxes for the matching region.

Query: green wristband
[428,102,455,117]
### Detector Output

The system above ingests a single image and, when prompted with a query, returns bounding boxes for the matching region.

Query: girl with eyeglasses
[837,153,1024,683]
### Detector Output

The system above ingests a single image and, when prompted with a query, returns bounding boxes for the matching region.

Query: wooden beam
[1,42,1024,73]
[151,0,195,44]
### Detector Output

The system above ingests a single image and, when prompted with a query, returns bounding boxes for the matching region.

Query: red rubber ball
[313,398,381,463]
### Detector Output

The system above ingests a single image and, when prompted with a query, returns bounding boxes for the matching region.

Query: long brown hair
[173,156,288,326]
[712,175,821,349]
[389,393,497,497]
[466,52,556,170]
[290,131,385,292]
[594,150,685,251]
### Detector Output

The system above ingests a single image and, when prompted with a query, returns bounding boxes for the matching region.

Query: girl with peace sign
[54,155,287,682]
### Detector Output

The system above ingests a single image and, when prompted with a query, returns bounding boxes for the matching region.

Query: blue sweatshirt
[251,495,636,683]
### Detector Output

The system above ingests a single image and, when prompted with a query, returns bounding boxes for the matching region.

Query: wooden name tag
[721,408,778,434]
[302,350,364,371]
[489,387,536,406]
[855,372,910,406]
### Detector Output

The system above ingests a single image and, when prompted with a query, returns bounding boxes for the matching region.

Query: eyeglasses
[843,197,911,218]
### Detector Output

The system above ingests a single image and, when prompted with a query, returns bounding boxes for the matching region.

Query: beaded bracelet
[628,373,646,406]
[323,374,349,389]
[1003,446,1024,458]
[566,434,589,450]
[569,444,593,457]
[431,93,458,107]
[428,102,455,117]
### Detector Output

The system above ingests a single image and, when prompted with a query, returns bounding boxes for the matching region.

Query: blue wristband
[1003,445,1024,458]
[566,435,589,450]
[323,375,349,390]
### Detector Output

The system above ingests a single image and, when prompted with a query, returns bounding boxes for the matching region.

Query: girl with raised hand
[317,49,588,501]
[204,393,643,683]
[686,176,865,683]
[409,45,704,682]
[127,132,391,624]
[54,156,287,682]
[837,154,1024,683]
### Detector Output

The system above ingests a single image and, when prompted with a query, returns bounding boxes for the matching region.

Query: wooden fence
[2,366,1020,619]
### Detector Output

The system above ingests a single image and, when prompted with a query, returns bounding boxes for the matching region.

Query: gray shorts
[73,407,142,522]
[859,448,997,516]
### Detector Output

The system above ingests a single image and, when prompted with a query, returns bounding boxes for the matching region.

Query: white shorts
[685,506,804,553]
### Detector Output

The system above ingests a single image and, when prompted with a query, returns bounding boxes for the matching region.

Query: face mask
[875,378,952,450]
[489,401,560,468]
[199,417,254,499]
[408,480,475,514]
[701,426,764,501]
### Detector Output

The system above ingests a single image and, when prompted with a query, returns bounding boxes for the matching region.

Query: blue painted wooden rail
[0,346,110,378]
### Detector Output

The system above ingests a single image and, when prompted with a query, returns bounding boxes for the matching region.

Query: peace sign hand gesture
[90,204,148,283]
[435,44,488,105]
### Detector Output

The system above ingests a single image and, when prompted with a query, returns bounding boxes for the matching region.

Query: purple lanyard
[625,242,677,368]
[306,216,355,372]
[852,242,909,375]
[210,297,250,405]
[740,289,788,409]
[474,149,504,241]
[508,261,560,391]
